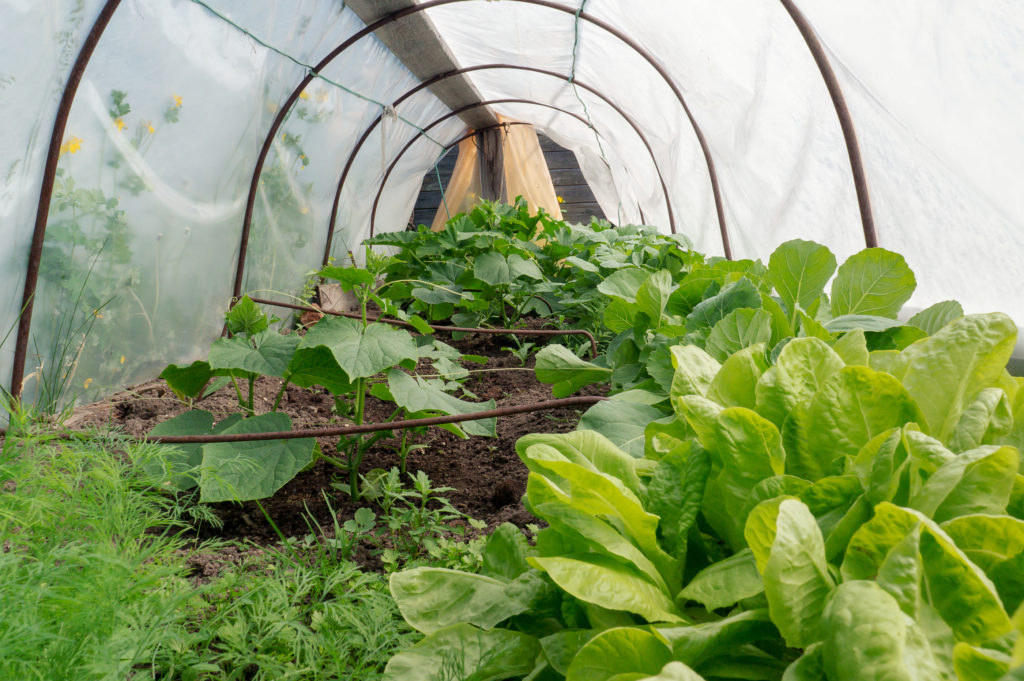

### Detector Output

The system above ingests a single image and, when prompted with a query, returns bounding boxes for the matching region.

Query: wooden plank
[542,150,579,170]
[553,184,600,204]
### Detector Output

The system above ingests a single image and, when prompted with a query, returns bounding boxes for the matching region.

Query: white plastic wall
[2,0,1022,410]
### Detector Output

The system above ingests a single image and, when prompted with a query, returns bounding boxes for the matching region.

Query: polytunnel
[8,3,1024,679]
[2,0,1024,409]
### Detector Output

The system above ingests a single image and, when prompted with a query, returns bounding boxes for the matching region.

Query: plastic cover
[2,0,1022,410]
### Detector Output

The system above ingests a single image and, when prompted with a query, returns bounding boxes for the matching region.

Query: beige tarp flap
[500,118,563,220]
[430,121,562,230]
[429,137,482,231]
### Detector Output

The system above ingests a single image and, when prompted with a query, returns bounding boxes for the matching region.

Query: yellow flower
[299,206,309,215]
[299,91,310,100]
[557,196,564,204]
[316,90,329,103]
[119,355,125,364]
[114,118,125,131]
[147,123,155,134]
[59,136,83,155]
[83,378,93,389]
[93,309,103,318]
[172,94,183,108]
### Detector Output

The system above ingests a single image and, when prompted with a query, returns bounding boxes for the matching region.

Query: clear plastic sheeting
[2,0,1023,411]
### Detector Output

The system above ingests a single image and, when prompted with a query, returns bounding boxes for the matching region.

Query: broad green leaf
[821,581,941,681]
[522,455,677,587]
[909,446,1018,522]
[604,298,640,334]
[474,251,513,286]
[286,345,355,395]
[745,496,791,574]
[768,239,837,319]
[760,293,794,346]
[159,360,215,400]
[824,314,905,333]
[382,623,540,681]
[317,265,375,290]
[507,253,544,280]
[842,502,930,581]
[541,630,596,676]
[799,475,865,538]
[789,365,921,481]
[706,343,768,410]
[949,388,1014,452]
[534,345,612,398]
[579,401,663,458]
[705,308,772,362]
[874,524,925,616]
[411,285,461,305]
[638,662,706,681]
[389,567,550,634]
[482,523,533,581]
[647,449,711,559]
[744,476,813,518]
[598,268,649,303]
[299,315,418,381]
[941,515,1024,572]
[832,329,870,366]
[910,300,965,335]
[669,345,721,399]
[686,278,762,332]
[797,310,834,341]
[953,642,1011,681]
[208,331,299,378]
[920,525,1014,643]
[636,270,676,323]
[761,499,835,647]
[676,395,723,451]
[530,555,683,623]
[225,295,269,335]
[782,644,825,681]
[528,475,667,591]
[565,627,673,681]
[712,408,787,549]
[656,609,777,669]
[199,412,316,502]
[830,248,916,318]
[517,430,642,496]
[754,337,844,428]
[677,549,764,611]
[899,313,1018,443]
[145,409,215,489]
[387,370,496,437]
[841,504,1012,644]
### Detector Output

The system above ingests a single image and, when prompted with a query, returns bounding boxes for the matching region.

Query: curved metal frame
[326,63,678,264]
[9,0,124,400]
[779,0,876,247]
[233,0,734,303]
[367,99,594,236]
[9,0,879,399]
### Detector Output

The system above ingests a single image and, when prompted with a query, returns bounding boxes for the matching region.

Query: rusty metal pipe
[248,296,599,359]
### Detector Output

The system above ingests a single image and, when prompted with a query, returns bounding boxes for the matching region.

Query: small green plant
[151,268,498,502]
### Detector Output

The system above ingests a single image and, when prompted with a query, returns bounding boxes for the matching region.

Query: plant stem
[349,377,366,501]
[230,376,246,410]
[271,376,291,412]
[247,377,255,414]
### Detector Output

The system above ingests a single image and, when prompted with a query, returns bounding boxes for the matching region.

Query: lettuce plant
[383,305,1024,680]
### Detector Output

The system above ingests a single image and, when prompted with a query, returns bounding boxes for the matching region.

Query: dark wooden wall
[411,132,605,228]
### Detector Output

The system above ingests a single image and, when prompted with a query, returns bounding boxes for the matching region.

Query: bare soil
[68,326,605,549]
